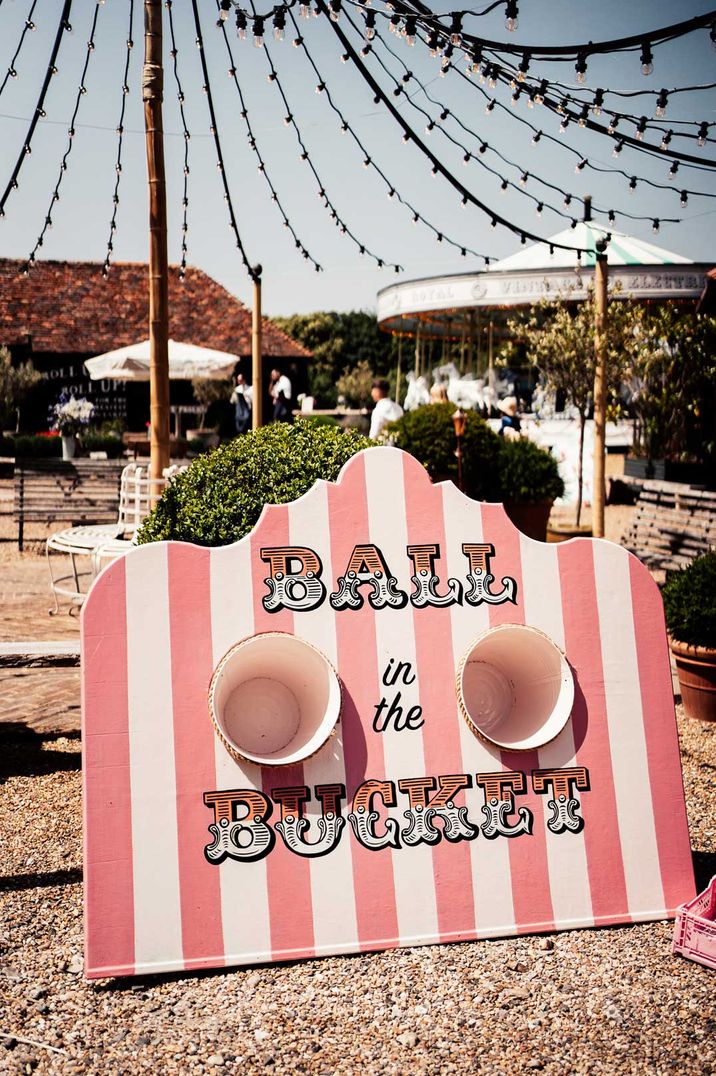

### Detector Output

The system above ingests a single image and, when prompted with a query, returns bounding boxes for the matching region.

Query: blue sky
[0,0,714,315]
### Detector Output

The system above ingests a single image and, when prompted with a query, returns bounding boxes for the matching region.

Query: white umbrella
[84,338,239,381]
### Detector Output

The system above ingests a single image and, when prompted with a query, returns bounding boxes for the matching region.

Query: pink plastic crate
[672,876,716,970]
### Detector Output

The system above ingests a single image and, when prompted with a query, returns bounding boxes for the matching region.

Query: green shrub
[662,552,716,648]
[80,433,124,458]
[497,437,564,504]
[137,419,374,546]
[0,434,62,458]
[386,402,501,501]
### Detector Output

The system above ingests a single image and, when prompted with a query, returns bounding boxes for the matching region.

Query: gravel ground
[1,711,714,1075]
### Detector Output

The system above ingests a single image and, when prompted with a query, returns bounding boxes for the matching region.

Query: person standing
[230,372,253,435]
[270,367,293,423]
[369,378,403,439]
[497,395,522,438]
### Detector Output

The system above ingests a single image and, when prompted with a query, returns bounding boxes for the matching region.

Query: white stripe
[519,534,594,928]
[442,483,517,937]
[210,540,272,964]
[364,450,440,945]
[289,483,360,954]
[593,542,666,915]
[125,545,183,967]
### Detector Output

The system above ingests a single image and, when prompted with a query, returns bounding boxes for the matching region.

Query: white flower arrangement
[51,394,95,436]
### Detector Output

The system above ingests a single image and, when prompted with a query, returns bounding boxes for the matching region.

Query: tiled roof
[0,258,310,359]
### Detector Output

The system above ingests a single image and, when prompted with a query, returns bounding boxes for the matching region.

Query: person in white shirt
[369,378,403,440]
[269,367,293,423]
[230,372,253,434]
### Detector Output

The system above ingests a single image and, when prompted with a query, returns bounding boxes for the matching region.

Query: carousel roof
[490,223,693,272]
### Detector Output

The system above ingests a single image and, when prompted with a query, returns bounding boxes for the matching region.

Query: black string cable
[249,1,402,272]
[217,9,322,271]
[287,6,490,261]
[0,0,39,100]
[21,0,100,274]
[369,23,682,227]
[0,0,72,220]
[166,0,193,280]
[191,0,258,282]
[324,4,589,256]
[102,0,135,277]
[436,42,716,203]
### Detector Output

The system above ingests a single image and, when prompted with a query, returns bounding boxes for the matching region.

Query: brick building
[0,259,310,430]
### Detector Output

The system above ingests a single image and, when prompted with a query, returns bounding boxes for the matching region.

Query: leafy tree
[191,378,233,427]
[0,346,42,432]
[509,291,635,527]
[621,307,716,465]
[270,311,398,406]
[335,360,374,408]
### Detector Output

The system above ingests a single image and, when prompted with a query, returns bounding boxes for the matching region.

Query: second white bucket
[457,624,574,751]
[209,632,341,766]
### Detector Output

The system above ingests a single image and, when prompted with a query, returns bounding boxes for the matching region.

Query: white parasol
[84,338,239,381]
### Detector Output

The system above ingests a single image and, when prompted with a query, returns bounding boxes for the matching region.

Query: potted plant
[497,437,565,541]
[0,345,42,434]
[50,393,95,459]
[662,552,716,723]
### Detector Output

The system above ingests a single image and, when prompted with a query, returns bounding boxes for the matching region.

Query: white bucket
[457,624,574,751]
[209,632,342,767]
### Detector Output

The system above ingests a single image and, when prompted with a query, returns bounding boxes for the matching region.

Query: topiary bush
[386,402,502,501]
[662,552,716,648]
[497,437,564,505]
[137,420,374,547]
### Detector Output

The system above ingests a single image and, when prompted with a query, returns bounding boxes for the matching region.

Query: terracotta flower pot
[669,638,716,723]
[503,500,553,542]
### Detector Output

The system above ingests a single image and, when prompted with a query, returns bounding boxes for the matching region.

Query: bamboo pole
[592,244,609,538]
[252,268,263,429]
[143,0,170,485]
[395,333,402,404]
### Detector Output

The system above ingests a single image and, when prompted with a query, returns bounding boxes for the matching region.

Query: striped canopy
[490,222,693,272]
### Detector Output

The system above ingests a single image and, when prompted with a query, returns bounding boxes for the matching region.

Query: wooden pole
[252,267,263,429]
[143,0,170,485]
[395,334,402,404]
[592,244,609,538]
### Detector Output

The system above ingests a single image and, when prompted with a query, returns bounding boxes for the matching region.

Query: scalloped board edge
[81,447,694,978]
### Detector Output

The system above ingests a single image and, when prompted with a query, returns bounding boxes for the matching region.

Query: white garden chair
[46,462,183,614]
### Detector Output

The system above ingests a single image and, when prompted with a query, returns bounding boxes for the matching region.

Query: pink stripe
[629,557,695,912]
[403,458,476,941]
[482,507,555,934]
[251,507,315,960]
[82,558,135,977]
[168,544,224,970]
[558,541,629,924]
[328,455,400,949]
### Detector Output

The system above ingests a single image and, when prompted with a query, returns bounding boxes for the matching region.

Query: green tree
[335,360,374,408]
[0,346,42,432]
[509,291,635,527]
[621,307,716,465]
[270,311,397,406]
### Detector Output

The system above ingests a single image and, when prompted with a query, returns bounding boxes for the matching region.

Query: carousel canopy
[491,223,693,272]
[377,226,708,339]
[84,338,239,381]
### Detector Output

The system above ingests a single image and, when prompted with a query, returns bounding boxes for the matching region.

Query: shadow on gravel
[0,723,81,779]
[0,866,82,893]
[693,849,716,892]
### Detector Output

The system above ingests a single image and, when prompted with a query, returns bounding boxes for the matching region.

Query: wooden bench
[621,480,716,573]
[13,458,125,551]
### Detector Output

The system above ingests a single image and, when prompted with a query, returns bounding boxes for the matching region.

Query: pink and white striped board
[82,447,694,978]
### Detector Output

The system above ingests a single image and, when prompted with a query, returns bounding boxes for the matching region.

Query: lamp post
[452,407,466,492]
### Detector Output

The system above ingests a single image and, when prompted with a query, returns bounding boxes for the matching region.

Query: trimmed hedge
[386,402,502,501]
[662,551,716,649]
[0,434,62,458]
[137,420,374,546]
[497,437,564,505]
